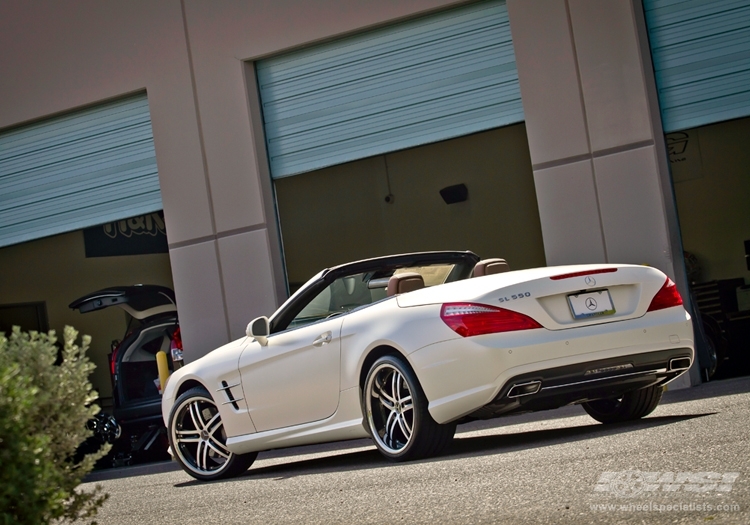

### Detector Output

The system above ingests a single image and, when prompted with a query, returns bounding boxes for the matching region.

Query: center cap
[200,430,209,440]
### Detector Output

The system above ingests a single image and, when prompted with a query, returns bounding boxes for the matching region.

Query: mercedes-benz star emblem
[585,276,596,287]
[585,297,598,310]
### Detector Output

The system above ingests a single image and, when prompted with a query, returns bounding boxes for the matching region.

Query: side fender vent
[217,380,242,410]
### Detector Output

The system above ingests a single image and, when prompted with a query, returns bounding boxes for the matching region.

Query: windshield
[289,271,386,329]
[287,263,461,330]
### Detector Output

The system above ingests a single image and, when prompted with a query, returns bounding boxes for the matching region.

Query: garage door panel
[4,203,163,244]
[267,66,517,149]
[3,160,158,213]
[258,5,505,85]
[270,87,521,161]
[0,93,162,248]
[274,98,523,176]
[257,0,523,179]
[265,48,515,128]
[645,0,750,132]
[262,32,513,112]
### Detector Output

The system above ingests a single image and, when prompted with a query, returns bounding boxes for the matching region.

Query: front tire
[363,355,455,461]
[582,384,663,424]
[168,386,257,481]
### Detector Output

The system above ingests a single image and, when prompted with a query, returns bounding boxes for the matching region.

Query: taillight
[647,277,683,312]
[172,326,183,350]
[440,302,542,337]
[110,343,120,376]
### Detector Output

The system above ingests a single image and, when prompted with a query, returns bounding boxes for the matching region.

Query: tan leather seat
[386,272,425,296]
[472,258,510,277]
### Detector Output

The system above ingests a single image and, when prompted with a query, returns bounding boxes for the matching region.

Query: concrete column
[164,5,287,362]
[507,0,697,386]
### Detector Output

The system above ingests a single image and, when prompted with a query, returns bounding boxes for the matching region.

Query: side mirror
[246,316,270,346]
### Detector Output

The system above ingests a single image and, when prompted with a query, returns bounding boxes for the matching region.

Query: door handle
[313,331,332,347]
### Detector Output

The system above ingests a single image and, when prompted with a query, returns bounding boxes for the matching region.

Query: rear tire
[363,355,455,461]
[168,386,257,481]
[582,384,663,424]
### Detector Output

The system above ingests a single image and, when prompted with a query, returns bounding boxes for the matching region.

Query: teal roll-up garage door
[0,93,162,248]
[644,0,750,132]
[257,0,522,179]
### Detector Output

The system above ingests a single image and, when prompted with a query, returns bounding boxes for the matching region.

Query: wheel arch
[174,378,209,402]
[358,345,416,392]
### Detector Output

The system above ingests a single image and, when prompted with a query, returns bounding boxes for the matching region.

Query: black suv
[70,285,180,464]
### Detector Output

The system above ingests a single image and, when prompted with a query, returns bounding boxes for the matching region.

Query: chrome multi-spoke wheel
[364,355,455,461]
[367,362,414,453]
[168,387,256,481]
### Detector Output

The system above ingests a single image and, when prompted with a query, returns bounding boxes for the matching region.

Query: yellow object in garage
[156,350,170,393]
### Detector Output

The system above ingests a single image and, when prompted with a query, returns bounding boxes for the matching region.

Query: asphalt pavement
[82,375,750,524]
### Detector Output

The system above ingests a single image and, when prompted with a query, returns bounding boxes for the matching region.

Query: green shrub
[0,326,110,524]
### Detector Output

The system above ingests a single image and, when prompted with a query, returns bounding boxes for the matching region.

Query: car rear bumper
[462,347,692,421]
[408,307,694,424]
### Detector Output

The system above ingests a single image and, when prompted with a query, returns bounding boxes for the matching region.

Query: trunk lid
[396,264,671,330]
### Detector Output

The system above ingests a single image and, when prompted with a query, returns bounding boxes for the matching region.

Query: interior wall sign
[83,212,169,257]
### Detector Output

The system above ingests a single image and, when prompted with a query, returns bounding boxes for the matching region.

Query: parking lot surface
[83,376,749,524]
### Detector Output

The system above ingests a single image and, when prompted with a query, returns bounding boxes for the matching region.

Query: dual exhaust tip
[506,357,691,399]
[668,357,691,372]
[507,380,542,398]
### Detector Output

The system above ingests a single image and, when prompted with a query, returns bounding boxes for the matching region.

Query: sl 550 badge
[499,292,531,303]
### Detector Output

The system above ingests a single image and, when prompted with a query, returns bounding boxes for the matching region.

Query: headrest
[386,272,425,296]
[472,258,510,277]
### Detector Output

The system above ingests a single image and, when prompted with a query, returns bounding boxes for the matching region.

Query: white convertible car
[162,251,694,480]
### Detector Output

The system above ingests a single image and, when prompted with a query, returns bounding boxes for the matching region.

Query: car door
[237,316,343,432]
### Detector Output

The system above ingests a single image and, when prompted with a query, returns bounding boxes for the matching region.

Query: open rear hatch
[69,285,177,320]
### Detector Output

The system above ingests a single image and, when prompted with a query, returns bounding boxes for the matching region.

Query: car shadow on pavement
[172,412,714,487]
[445,413,713,460]
[172,448,387,487]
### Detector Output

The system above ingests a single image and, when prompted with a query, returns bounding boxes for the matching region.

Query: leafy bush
[0,326,109,524]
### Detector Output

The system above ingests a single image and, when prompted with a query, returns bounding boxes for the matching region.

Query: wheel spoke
[389,410,403,446]
[374,378,396,406]
[375,385,395,410]
[195,440,207,470]
[176,429,201,443]
[202,438,211,469]
[206,416,230,456]
[205,413,221,435]
[189,401,206,431]
[391,371,400,404]
[384,410,397,446]
[397,413,412,439]
[206,439,231,459]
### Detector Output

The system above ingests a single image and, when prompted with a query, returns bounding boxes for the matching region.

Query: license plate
[567,289,615,319]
